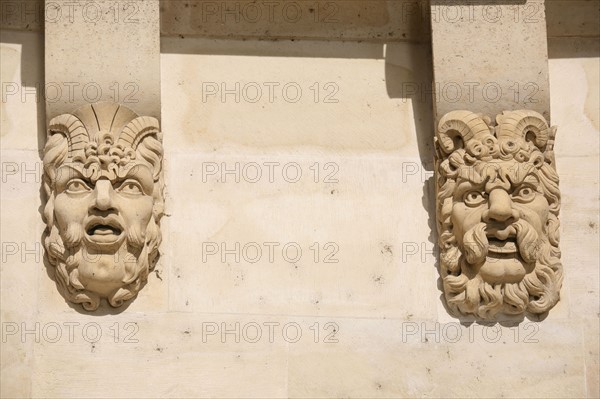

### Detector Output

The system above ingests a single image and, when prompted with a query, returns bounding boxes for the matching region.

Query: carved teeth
[88,225,122,236]
[487,238,518,254]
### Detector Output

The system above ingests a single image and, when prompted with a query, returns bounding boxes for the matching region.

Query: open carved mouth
[487,237,518,255]
[85,217,124,245]
[87,225,122,236]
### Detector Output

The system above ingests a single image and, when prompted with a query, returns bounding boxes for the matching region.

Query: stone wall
[1,14,599,399]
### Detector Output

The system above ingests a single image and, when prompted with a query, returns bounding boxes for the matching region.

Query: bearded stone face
[42,103,163,311]
[452,159,548,285]
[435,110,563,319]
[53,159,155,297]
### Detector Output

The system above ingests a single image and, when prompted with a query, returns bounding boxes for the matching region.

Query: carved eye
[116,180,143,195]
[463,191,486,207]
[66,179,91,194]
[513,185,537,203]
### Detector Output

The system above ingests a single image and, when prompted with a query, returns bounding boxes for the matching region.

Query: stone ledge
[1,0,598,41]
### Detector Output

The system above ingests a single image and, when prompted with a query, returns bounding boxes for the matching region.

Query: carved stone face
[53,160,155,297]
[42,103,163,311]
[451,159,549,285]
[435,110,563,319]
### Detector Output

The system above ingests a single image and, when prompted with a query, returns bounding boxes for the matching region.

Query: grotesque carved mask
[435,110,562,319]
[42,103,164,311]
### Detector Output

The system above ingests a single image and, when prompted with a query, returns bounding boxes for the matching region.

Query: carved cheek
[116,194,154,231]
[451,203,482,240]
[516,196,549,235]
[53,192,89,230]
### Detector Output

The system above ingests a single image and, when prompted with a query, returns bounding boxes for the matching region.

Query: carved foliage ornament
[42,103,164,311]
[434,110,562,319]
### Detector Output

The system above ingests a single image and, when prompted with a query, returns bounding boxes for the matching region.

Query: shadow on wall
[384,42,437,256]
[159,0,431,43]
[161,36,440,305]
[161,35,437,244]
[161,37,434,157]
[0,29,46,150]
[548,37,600,59]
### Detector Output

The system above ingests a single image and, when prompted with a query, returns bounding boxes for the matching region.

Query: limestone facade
[1,1,598,397]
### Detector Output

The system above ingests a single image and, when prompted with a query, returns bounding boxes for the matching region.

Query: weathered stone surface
[3,1,599,41]
[1,23,598,399]
[434,110,563,320]
[160,0,429,42]
[0,29,45,150]
[430,0,551,121]
[288,318,586,398]
[44,0,160,120]
[41,103,164,310]
[160,37,433,154]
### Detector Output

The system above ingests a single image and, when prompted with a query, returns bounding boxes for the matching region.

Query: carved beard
[462,220,541,268]
[47,219,157,311]
[441,220,562,319]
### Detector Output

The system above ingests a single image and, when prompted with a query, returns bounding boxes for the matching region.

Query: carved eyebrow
[507,166,538,186]
[456,167,489,187]
[523,174,540,184]
[56,165,86,182]
[54,166,94,192]
[455,180,483,197]
[115,165,154,194]
[122,164,152,180]
[514,174,540,188]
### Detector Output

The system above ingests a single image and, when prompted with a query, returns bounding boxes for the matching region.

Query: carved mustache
[62,218,145,249]
[462,220,541,265]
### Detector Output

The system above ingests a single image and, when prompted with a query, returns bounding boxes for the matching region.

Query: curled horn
[496,110,550,150]
[47,114,89,160]
[117,116,161,150]
[436,111,492,156]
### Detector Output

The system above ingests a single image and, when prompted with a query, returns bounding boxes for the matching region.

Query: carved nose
[92,180,116,212]
[483,189,518,223]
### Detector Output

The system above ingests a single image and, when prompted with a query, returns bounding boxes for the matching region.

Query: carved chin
[77,245,131,297]
[478,253,535,284]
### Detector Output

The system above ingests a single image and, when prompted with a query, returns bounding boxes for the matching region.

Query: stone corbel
[434,110,562,319]
[43,0,161,310]
[42,103,164,310]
